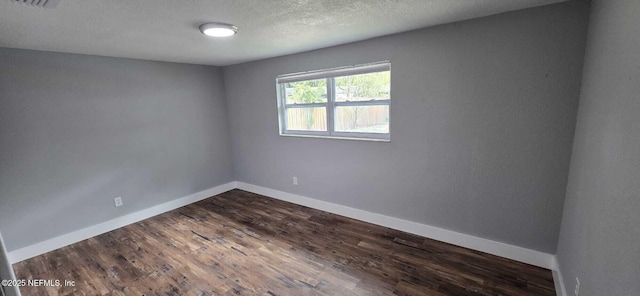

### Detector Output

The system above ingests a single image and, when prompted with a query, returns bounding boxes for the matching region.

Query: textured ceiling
[0,0,565,66]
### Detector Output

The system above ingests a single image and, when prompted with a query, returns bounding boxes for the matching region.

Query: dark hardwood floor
[13,189,555,295]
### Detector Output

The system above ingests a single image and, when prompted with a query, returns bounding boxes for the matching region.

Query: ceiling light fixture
[199,22,238,38]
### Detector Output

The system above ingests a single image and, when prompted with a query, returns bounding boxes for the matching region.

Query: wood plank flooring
[13,189,555,295]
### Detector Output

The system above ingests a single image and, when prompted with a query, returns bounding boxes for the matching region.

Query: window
[277,62,391,141]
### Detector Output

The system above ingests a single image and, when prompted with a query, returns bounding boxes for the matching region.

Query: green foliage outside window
[285,79,327,104]
[282,70,390,132]
[335,71,390,101]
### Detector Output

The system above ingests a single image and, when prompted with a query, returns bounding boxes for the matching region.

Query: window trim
[276,61,391,142]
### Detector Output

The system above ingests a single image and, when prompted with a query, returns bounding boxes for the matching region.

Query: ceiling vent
[14,0,61,9]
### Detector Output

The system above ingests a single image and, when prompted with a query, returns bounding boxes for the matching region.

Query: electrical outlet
[574,277,580,296]
[293,177,298,185]
[114,197,123,207]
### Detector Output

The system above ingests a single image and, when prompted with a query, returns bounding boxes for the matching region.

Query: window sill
[279,133,390,142]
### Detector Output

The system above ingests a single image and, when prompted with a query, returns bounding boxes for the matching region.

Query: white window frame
[276,61,391,142]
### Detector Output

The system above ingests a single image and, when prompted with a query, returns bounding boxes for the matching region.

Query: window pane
[284,79,328,104]
[335,71,390,102]
[286,107,327,131]
[335,105,389,134]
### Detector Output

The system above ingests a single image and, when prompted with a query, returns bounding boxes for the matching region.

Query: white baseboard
[0,232,21,296]
[7,182,236,264]
[7,180,558,277]
[552,256,567,296]
[236,182,555,270]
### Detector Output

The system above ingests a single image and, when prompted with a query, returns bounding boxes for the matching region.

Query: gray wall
[224,1,590,253]
[556,0,640,295]
[0,48,233,251]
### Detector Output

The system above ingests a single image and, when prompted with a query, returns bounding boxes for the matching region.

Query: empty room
[0,0,637,295]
